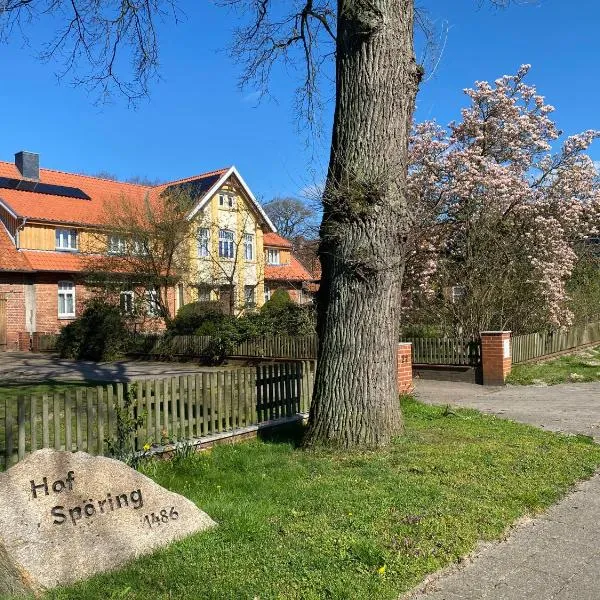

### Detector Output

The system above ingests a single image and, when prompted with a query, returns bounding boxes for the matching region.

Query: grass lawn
[35,397,600,600]
[508,344,600,385]
[0,381,97,401]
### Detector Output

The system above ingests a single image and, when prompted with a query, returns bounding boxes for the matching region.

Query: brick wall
[0,273,26,350]
[480,331,512,386]
[397,342,413,394]
[1,274,176,352]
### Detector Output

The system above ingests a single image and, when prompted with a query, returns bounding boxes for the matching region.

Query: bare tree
[193,208,264,316]
[263,197,316,239]
[84,188,196,326]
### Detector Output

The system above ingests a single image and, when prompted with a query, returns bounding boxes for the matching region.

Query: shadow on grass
[258,421,307,448]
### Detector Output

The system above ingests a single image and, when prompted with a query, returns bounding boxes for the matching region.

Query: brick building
[0,151,315,350]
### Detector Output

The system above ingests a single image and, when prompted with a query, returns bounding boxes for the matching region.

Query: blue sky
[0,0,598,201]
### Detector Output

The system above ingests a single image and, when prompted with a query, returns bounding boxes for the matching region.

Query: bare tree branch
[0,0,181,102]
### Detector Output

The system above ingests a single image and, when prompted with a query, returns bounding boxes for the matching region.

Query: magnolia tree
[404,66,600,336]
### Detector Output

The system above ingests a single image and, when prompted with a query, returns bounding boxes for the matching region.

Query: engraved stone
[0,449,216,596]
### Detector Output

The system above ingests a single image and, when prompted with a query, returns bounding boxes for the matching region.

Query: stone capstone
[0,449,216,596]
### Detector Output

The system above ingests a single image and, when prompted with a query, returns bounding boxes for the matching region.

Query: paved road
[414,379,600,441]
[0,352,218,383]
[404,379,600,600]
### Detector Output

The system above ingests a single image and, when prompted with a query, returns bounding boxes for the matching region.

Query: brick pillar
[480,331,512,386]
[397,342,413,394]
[18,332,31,352]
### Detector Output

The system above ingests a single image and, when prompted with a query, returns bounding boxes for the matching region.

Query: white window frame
[146,287,160,316]
[131,239,148,256]
[197,285,212,302]
[108,235,127,255]
[58,281,76,318]
[266,248,280,265]
[120,290,134,314]
[219,193,235,208]
[244,233,254,261]
[218,229,235,259]
[244,285,255,307]
[197,227,210,257]
[55,229,78,251]
[264,284,272,303]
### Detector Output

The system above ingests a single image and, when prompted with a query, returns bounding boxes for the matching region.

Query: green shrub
[56,300,129,361]
[260,289,315,336]
[170,301,225,335]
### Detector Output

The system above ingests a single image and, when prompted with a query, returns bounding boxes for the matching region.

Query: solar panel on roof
[163,174,222,200]
[0,176,91,200]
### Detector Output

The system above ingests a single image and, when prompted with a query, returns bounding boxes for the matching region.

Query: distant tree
[263,197,316,240]
[90,171,164,186]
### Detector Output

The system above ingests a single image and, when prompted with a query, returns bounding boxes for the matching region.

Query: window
[219,229,235,258]
[176,283,185,312]
[244,285,255,307]
[58,281,75,318]
[197,227,210,257]
[120,291,134,314]
[131,239,148,256]
[146,287,160,316]
[108,235,127,255]
[55,229,78,251]
[451,285,466,303]
[244,234,254,261]
[266,248,280,265]
[264,284,272,303]
[218,193,235,208]
[197,285,212,302]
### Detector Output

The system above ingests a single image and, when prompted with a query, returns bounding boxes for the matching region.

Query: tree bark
[305,0,420,448]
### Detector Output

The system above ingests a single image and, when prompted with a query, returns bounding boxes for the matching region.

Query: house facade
[0,151,314,351]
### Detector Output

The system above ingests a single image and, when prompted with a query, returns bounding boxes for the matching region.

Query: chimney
[15,151,40,181]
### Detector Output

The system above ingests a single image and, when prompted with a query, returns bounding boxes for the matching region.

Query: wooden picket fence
[401,337,481,366]
[1,361,316,469]
[511,321,600,364]
[131,334,318,360]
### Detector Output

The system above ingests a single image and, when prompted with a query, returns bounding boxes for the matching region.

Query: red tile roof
[265,255,313,282]
[263,232,293,248]
[0,161,231,227]
[20,251,86,273]
[0,224,32,272]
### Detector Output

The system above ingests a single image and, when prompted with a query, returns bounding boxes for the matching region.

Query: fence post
[480,331,512,386]
[396,343,413,394]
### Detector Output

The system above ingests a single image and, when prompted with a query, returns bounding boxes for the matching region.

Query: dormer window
[219,193,235,208]
[56,229,78,251]
[266,248,280,265]
[108,235,127,255]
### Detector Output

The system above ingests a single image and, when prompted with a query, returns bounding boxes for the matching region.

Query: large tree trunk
[305,0,420,448]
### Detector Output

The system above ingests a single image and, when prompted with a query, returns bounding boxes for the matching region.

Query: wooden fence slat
[97,386,105,456]
[6,397,14,467]
[187,375,194,439]
[178,375,186,441]
[171,377,179,442]
[17,396,26,461]
[54,393,62,451]
[163,378,170,441]
[65,390,72,452]
[75,390,82,450]
[30,395,38,453]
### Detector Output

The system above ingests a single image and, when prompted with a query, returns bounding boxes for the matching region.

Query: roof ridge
[0,160,155,189]
[159,167,232,188]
